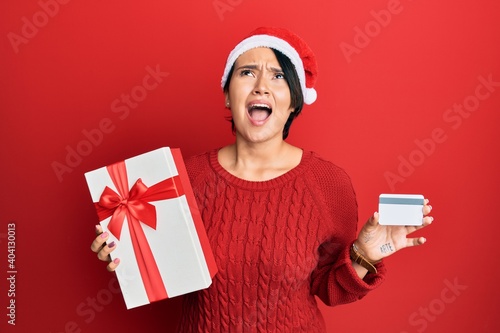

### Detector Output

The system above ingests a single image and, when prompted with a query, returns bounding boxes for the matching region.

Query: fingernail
[108,241,115,248]
[95,225,100,233]
[429,205,433,210]
[100,232,109,239]
[113,258,120,264]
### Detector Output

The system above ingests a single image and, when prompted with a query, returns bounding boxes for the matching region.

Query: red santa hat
[221,27,318,105]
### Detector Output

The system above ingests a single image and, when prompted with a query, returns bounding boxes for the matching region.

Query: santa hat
[221,27,318,105]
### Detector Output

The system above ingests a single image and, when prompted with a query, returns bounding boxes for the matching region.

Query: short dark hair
[223,48,304,140]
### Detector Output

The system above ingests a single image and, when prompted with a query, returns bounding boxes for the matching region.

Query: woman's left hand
[354,199,434,262]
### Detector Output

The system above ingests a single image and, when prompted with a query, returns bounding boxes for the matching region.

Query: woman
[91,27,434,332]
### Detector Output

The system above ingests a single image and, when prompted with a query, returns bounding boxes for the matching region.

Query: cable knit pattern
[176,149,386,333]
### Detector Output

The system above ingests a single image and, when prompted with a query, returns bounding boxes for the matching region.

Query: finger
[95,224,103,236]
[107,258,120,272]
[90,230,109,253]
[366,212,379,227]
[409,215,434,233]
[422,215,434,226]
[423,199,432,216]
[406,236,427,248]
[97,240,117,262]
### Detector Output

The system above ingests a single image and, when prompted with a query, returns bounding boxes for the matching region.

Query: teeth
[250,103,271,109]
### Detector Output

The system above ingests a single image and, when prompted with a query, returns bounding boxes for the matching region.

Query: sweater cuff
[336,242,387,295]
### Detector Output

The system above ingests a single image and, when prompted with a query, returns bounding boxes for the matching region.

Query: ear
[224,92,230,108]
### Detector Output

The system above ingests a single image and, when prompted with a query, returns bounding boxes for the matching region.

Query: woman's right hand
[90,225,120,272]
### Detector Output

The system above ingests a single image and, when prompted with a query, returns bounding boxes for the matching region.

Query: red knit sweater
[177,149,386,332]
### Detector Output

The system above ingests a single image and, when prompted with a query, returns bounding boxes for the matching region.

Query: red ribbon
[94,161,185,302]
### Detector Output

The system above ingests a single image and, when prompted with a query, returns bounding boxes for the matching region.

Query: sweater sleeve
[308,156,386,306]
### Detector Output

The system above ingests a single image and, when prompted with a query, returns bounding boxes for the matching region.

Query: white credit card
[378,194,424,226]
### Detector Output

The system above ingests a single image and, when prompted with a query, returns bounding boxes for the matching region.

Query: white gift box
[85,147,217,309]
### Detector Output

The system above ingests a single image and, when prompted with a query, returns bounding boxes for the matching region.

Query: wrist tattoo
[362,232,374,243]
[380,243,394,254]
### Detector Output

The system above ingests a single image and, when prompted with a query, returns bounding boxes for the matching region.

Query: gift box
[84,147,217,309]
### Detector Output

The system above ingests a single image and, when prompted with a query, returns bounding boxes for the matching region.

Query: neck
[219,137,302,181]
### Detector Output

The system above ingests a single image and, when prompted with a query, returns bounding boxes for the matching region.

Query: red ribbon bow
[95,161,185,302]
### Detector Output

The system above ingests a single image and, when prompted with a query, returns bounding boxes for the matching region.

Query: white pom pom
[304,88,317,105]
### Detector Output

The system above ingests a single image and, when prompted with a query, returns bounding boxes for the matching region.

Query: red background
[1,0,499,332]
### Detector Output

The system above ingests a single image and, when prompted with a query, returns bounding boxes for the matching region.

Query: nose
[253,74,270,96]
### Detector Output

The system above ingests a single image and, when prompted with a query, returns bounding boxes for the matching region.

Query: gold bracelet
[350,243,381,274]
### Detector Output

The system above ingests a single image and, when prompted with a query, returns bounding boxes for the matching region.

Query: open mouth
[247,103,272,124]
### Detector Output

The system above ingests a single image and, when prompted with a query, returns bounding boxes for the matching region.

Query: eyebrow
[235,64,284,73]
